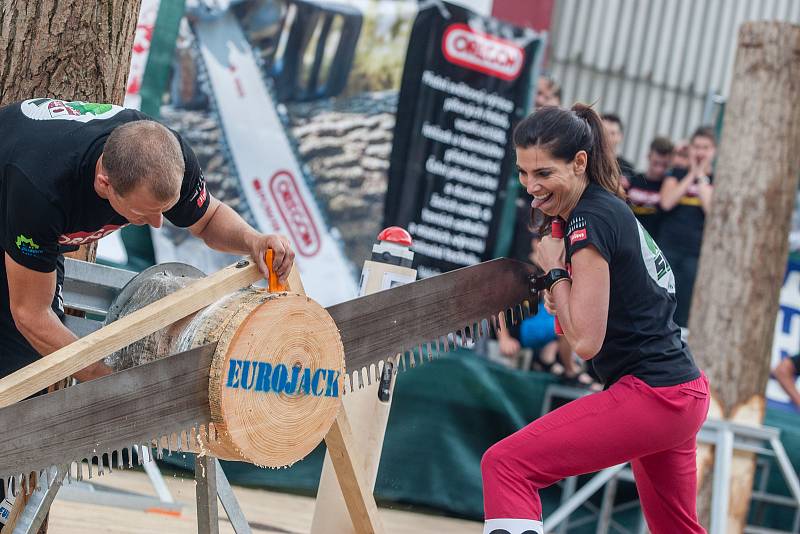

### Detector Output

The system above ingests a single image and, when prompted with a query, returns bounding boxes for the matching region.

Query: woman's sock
[483,518,544,534]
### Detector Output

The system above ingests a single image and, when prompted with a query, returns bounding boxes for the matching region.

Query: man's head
[95,120,184,227]
[534,75,562,109]
[601,113,624,153]
[646,136,674,181]
[689,126,716,170]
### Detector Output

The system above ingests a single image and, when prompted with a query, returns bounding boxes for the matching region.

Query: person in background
[671,139,690,171]
[773,355,800,408]
[625,136,673,239]
[658,126,716,328]
[534,74,562,109]
[601,113,636,187]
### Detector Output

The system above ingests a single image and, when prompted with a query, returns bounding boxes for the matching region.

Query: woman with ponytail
[481,104,709,534]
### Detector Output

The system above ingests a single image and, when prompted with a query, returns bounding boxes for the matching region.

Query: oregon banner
[385,1,544,278]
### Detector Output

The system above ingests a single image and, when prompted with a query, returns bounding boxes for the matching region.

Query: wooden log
[688,21,800,530]
[0,260,265,408]
[96,260,344,468]
[177,289,345,467]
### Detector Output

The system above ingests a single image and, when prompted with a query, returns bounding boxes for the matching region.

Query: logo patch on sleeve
[567,216,588,245]
[569,228,587,245]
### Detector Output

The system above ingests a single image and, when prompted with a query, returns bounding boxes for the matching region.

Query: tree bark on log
[0,0,143,262]
[688,22,800,531]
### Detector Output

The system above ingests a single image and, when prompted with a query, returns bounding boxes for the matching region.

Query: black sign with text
[385,1,543,278]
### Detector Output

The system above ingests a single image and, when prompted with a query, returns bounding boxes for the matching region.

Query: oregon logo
[637,222,674,293]
[20,98,124,122]
[225,358,340,398]
[16,234,42,256]
[442,23,525,81]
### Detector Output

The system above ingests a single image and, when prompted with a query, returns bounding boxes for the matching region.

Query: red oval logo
[442,24,524,81]
[269,171,321,257]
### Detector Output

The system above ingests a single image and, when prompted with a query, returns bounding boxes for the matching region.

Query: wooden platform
[47,467,482,533]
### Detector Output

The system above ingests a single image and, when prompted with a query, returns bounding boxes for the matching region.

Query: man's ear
[95,155,112,194]
[573,150,588,176]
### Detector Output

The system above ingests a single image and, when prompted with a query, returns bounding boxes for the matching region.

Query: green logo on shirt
[20,99,123,122]
[15,235,42,256]
[636,222,674,293]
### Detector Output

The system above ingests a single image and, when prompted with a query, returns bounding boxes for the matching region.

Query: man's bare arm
[188,195,295,282]
[5,254,110,382]
[774,358,800,408]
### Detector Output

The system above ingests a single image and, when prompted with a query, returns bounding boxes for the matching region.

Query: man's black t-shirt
[657,168,711,257]
[625,173,663,239]
[0,98,210,273]
[0,98,211,376]
[564,183,700,387]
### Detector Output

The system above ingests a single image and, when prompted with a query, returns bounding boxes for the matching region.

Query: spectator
[534,75,562,109]
[671,139,690,171]
[658,126,716,328]
[773,355,800,408]
[601,113,636,187]
[625,136,673,238]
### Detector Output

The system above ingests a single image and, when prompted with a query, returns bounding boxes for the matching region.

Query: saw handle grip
[550,219,564,336]
[265,249,288,292]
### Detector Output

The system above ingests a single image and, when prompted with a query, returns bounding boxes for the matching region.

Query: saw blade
[327,258,538,392]
[0,343,217,495]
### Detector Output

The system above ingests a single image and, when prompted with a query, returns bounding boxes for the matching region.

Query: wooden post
[688,22,800,530]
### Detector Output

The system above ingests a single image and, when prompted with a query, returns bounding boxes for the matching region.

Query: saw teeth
[341,299,538,395]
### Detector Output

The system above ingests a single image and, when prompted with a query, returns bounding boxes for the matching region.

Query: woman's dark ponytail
[570,103,624,199]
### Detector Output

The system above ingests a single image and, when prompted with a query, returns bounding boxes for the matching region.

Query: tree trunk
[0,0,143,261]
[688,22,800,532]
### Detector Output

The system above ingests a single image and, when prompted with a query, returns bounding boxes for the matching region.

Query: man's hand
[190,196,297,282]
[246,233,295,283]
[73,361,113,382]
[498,335,521,358]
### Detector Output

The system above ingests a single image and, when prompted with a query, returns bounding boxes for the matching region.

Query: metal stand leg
[556,477,577,534]
[13,465,64,534]
[142,458,175,505]
[545,464,626,530]
[709,428,733,534]
[596,475,619,534]
[196,455,219,534]
[214,460,251,534]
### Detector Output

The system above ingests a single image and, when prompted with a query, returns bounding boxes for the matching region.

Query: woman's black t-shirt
[564,183,700,387]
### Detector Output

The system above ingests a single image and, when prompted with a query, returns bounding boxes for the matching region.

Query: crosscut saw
[0,257,536,495]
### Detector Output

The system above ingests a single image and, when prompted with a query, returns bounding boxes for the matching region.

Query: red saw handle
[551,219,564,336]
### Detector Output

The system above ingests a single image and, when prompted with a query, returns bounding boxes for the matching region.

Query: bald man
[0,98,294,384]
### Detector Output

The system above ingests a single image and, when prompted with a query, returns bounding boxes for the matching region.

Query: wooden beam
[0,259,264,408]
[324,410,386,534]
[280,264,384,534]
